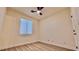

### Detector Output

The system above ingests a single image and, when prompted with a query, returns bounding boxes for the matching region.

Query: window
[19,18,32,35]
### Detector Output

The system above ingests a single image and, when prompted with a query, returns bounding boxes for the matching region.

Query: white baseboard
[0,41,38,50]
[40,41,76,50]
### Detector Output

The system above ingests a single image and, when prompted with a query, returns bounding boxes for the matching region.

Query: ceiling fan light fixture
[37,11,41,14]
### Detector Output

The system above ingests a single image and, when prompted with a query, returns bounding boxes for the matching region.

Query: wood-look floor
[1,42,72,51]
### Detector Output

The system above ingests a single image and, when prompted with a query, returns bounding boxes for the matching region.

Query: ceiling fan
[31,7,44,15]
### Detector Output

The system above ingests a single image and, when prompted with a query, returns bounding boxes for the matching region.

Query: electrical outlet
[73,30,75,32]
[71,16,73,18]
[74,33,77,35]
[76,46,78,49]
[48,40,50,41]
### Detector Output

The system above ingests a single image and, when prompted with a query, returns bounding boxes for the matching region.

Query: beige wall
[40,8,76,50]
[70,8,79,50]
[0,7,6,49]
[0,8,39,49]
[0,7,6,32]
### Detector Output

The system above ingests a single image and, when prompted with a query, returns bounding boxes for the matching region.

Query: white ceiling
[11,7,67,20]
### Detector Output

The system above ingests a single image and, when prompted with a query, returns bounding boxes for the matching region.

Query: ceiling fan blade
[40,7,44,10]
[39,12,43,15]
[37,7,44,10]
[31,10,37,13]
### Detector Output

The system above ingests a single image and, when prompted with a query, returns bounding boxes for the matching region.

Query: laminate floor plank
[34,43,55,51]
[33,43,50,51]
[2,42,72,51]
